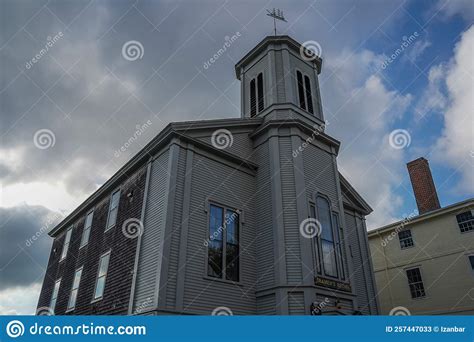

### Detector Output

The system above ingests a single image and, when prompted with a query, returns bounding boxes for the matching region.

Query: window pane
[316,197,333,241]
[67,289,77,310]
[98,253,110,277]
[208,240,223,278]
[297,71,306,110]
[107,191,120,228]
[73,269,82,289]
[80,227,91,247]
[108,207,118,228]
[470,256,474,270]
[209,205,224,240]
[50,280,60,309]
[94,277,105,299]
[257,73,264,112]
[85,212,94,228]
[111,191,120,209]
[322,240,338,277]
[304,75,314,114]
[61,229,72,260]
[225,210,239,245]
[250,79,256,117]
[225,243,239,281]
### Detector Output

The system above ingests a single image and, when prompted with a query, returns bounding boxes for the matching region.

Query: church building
[37,35,379,315]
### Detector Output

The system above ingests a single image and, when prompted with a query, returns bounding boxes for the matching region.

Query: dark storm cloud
[0,0,405,200]
[0,205,62,290]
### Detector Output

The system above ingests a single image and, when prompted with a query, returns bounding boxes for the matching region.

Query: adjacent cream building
[368,158,474,315]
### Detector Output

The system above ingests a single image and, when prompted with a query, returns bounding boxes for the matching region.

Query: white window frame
[80,210,94,248]
[66,267,83,312]
[60,227,73,262]
[92,250,111,302]
[105,189,121,231]
[50,278,61,311]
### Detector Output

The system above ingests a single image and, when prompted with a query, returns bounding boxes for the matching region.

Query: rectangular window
[67,267,83,311]
[250,79,256,117]
[50,279,61,310]
[297,71,306,110]
[80,211,94,248]
[332,213,345,280]
[207,204,240,282]
[406,267,426,299]
[304,75,314,114]
[398,229,414,249]
[106,190,120,230]
[60,227,73,261]
[468,255,474,272]
[257,72,264,112]
[93,251,111,300]
[316,197,338,278]
[457,211,473,233]
[309,203,321,274]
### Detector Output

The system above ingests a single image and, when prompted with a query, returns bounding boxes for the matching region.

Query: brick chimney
[407,157,441,214]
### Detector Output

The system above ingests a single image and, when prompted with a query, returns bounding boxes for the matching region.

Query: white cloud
[434,25,474,193]
[0,283,42,315]
[414,63,447,119]
[405,39,432,63]
[322,49,412,229]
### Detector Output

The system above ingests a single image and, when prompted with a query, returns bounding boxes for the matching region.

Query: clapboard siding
[275,50,285,102]
[256,294,276,315]
[181,152,257,314]
[344,211,370,315]
[165,147,187,309]
[254,142,275,290]
[279,137,302,284]
[195,132,255,162]
[133,150,170,313]
[288,292,305,315]
[302,143,338,206]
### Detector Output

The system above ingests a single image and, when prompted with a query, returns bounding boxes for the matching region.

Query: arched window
[316,196,338,277]
[249,72,264,117]
[296,71,314,114]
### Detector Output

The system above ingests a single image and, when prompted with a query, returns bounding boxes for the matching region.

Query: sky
[0,0,473,315]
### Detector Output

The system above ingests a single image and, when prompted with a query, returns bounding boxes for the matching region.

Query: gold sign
[314,276,351,292]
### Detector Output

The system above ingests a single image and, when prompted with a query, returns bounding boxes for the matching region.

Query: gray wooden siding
[256,294,276,315]
[344,211,371,314]
[133,150,169,312]
[254,143,275,290]
[195,132,255,162]
[275,50,286,102]
[279,136,303,284]
[180,152,257,314]
[288,292,305,315]
[165,147,188,309]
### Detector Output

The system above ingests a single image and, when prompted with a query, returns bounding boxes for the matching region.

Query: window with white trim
[316,196,338,278]
[50,279,61,310]
[80,211,94,248]
[207,204,240,281]
[468,255,474,274]
[398,229,414,249]
[93,251,111,300]
[296,70,314,114]
[106,190,120,230]
[457,211,473,233]
[67,267,83,311]
[60,227,73,261]
[249,73,264,117]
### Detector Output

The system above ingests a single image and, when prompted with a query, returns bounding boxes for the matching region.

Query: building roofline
[367,198,474,237]
[48,118,262,237]
[339,173,373,215]
[234,35,322,79]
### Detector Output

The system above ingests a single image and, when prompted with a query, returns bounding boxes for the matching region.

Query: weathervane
[266,8,287,36]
